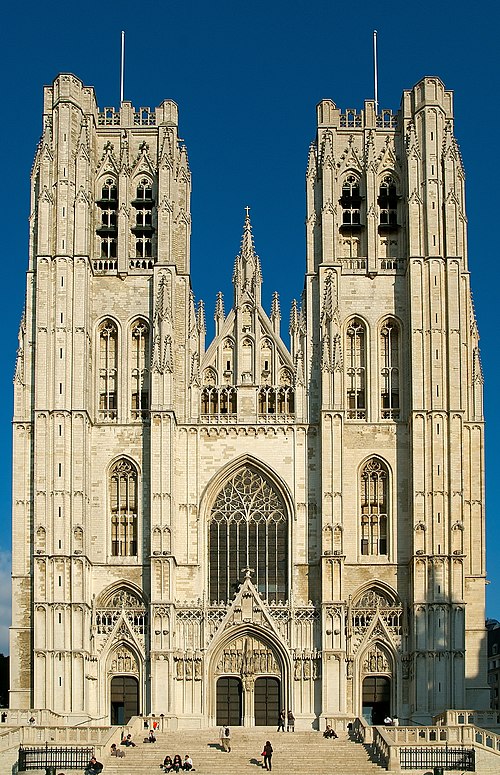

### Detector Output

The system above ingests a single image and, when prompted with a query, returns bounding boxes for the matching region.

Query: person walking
[262,740,273,771]
[223,725,231,752]
[277,709,285,732]
[286,710,295,731]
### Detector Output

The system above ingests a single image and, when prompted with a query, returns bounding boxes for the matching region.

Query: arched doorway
[216,677,242,725]
[110,676,139,724]
[254,677,280,726]
[362,676,391,725]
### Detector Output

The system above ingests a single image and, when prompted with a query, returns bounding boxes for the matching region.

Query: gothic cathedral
[10,74,489,728]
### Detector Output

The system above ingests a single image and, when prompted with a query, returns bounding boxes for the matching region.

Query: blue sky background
[0,0,499,655]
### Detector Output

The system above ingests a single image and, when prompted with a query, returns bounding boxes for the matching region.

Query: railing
[338,258,367,271]
[350,716,500,771]
[434,709,500,729]
[399,746,474,770]
[200,413,238,424]
[19,743,94,770]
[257,413,295,424]
[93,259,117,272]
[129,257,156,270]
[380,258,406,272]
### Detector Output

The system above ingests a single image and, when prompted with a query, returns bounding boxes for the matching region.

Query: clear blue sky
[1,0,499,654]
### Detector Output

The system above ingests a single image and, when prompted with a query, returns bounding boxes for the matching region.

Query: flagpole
[120,31,125,104]
[373,30,378,114]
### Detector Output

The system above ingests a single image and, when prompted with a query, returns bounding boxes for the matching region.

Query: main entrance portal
[362,675,391,725]
[216,677,242,725]
[254,677,280,725]
[110,676,139,724]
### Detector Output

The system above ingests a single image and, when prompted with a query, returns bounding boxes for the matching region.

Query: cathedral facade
[10,73,489,728]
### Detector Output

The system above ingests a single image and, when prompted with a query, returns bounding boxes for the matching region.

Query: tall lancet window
[346,318,366,419]
[132,178,154,259]
[99,319,118,420]
[360,458,389,556]
[209,467,288,603]
[380,319,400,419]
[96,178,118,259]
[131,320,150,419]
[110,459,138,557]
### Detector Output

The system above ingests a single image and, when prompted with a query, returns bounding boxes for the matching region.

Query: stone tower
[10,74,489,727]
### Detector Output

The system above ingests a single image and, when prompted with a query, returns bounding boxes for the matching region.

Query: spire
[271,291,281,336]
[233,207,262,307]
[197,300,206,356]
[197,299,206,334]
[214,291,225,336]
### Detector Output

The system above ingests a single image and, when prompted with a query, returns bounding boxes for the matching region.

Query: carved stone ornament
[110,647,139,675]
[173,651,203,681]
[363,644,390,674]
[215,636,279,678]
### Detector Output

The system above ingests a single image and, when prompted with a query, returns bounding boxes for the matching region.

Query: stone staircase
[101,728,386,775]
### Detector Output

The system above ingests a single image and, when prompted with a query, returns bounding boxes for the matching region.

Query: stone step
[101,729,386,775]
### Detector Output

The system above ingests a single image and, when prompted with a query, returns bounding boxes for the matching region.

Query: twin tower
[10,73,489,727]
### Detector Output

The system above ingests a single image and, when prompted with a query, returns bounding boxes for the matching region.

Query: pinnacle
[239,206,258,261]
[214,291,225,320]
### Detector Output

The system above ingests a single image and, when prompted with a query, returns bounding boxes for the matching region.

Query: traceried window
[258,386,294,418]
[99,319,118,420]
[209,467,288,602]
[110,460,138,557]
[346,318,366,419]
[380,320,400,419]
[378,175,399,229]
[131,321,150,419]
[96,178,118,259]
[132,178,155,260]
[340,175,362,228]
[201,386,237,418]
[360,459,389,556]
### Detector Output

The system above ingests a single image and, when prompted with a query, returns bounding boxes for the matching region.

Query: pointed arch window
[132,178,155,260]
[99,319,118,420]
[209,466,288,602]
[340,174,362,229]
[110,460,138,557]
[380,320,400,419]
[346,318,366,419]
[131,321,150,419]
[96,178,118,259]
[378,175,399,229]
[360,459,389,556]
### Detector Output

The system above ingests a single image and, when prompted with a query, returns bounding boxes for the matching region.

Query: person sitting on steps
[323,724,338,739]
[162,754,173,772]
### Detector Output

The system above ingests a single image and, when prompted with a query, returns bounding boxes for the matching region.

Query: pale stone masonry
[10,73,490,728]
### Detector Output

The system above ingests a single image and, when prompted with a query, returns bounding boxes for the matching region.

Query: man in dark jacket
[85,756,103,774]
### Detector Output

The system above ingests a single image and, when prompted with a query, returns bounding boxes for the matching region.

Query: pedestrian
[286,710,295,731]
[223,725,231,752]
[219,724,227,751]
[277,708,285,732]
[262,740,273,771]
